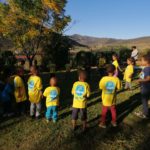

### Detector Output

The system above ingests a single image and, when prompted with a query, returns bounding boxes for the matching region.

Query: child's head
[78,70,87,82]
[127,57,135,65]
[141,54,150,66]
[30,66,38,75]
[106,64,116,75]
[132,46,136,50]
[112,53,118,61]
[50,76,57,87]
[16,67,24,76]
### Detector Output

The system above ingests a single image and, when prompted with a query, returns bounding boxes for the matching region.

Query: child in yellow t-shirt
[99,64,121,128]
[43,76,60,123]
[71,70,91,131]
[14,67,27,115]
[28,66,42,119]
[124,58,135,90]
[112,53,122,77]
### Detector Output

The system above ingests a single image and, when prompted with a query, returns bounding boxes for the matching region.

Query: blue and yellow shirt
[43,86,60,107]
[72,81,90,108]
[99,76,121,107]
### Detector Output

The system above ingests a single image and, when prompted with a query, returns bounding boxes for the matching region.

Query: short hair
[106,64,116,74]
[142,54,150,64]
[132,46,136,49]
[127,57,135,64]
[112,53,118,58]
[15,66,24,74]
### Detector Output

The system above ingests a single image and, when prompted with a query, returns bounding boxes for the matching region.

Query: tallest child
[28,66,43,119]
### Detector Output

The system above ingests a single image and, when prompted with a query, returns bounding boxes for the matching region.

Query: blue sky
[65,0,150,39]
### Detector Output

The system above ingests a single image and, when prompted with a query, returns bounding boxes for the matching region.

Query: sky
[65,0,150,39]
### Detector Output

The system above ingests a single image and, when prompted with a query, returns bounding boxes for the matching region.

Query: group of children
[0,52,150,131]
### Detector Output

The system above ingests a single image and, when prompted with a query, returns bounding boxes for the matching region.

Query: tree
[0,0,71,66]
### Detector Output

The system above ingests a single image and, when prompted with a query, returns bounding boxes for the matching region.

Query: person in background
[14,67,27,115]
[135,54,150,118]
[28,66,43,119]
[1,75,14,117]
[43,76,60,123]
[71,70,91,131]
[124,58,135,90]
[99,64,121,128]
[112,53,122,77]
[131,46,139,61]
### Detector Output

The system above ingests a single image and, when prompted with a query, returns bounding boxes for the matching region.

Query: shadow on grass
[59,91,101,120]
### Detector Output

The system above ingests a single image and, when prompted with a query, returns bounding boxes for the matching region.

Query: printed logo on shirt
[140,72,144,79]
[49,90,58,101]
[105,81,115,94]
[75,85,85,97]
[28,80,34,91]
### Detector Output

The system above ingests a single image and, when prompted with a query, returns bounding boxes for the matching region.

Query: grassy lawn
[0,72,150,150]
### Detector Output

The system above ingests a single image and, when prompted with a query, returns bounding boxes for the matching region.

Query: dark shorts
[72,108,87,121]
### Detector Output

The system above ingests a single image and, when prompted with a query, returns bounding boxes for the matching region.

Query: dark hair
[106,64,116,74]
[50,73,56,78]
[127,57,135,65]
[142,54,150,64]
[112,53,118,58]
[132,46,136,49]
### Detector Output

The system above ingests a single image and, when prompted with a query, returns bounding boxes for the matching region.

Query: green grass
[0,80,150,150]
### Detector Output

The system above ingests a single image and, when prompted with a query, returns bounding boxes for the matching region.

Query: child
[14,67,27,115]
[43,76,60,123]
[28,66,42,119]
[1,76,14,117]
[112,53,122,77]
[71,70,90,131]
[135,54,150,118]
[99,64,121,128]
[124,58,135,90]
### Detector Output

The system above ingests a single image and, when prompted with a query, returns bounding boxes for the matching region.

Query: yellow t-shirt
[124,65,134,82]
[43,86,60,107]
[14,75,27,103]
[112,60,119,69]
[72,81,90,108]
[28,75,42,103]
[99,76,121,107]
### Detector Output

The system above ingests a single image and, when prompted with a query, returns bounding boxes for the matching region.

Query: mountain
[69,34,150,51]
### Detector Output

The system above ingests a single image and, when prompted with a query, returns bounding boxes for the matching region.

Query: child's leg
[35,102,41,117]
[52,106,58,122]
[72,108,79,129]
[80,108,87,130]
[110,105,117,124]
[45,106,52,120]
[141,94,149,117]
[30,103,35,117]
[101,106,108,124]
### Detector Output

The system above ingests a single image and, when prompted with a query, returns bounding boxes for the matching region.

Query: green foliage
[0,51,16,69]
[0,0,71,66]
[42,33,72,69]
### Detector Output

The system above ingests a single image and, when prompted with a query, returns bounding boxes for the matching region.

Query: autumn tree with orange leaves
[0,0,71,66]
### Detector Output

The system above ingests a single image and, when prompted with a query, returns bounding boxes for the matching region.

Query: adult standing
[131,46,139,61]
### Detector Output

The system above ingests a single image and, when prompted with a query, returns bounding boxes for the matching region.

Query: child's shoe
[111,122,117,127]
[46,119,50,123]
[99,122,106,128]
[53,120,57,123]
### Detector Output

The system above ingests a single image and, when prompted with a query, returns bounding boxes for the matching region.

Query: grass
[0,72,150,150]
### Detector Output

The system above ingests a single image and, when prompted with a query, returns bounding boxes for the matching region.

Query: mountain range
[69,34,150,51]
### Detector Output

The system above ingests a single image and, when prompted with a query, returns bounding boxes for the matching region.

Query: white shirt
[131,49,138,60]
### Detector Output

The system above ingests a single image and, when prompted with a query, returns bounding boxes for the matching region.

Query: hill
[69,34,150,51]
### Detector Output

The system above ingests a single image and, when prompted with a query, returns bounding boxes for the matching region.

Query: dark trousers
[15,101,27,115]
[141,93,150,116]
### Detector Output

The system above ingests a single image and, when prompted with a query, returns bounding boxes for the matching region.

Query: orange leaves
[42,0,62,14]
